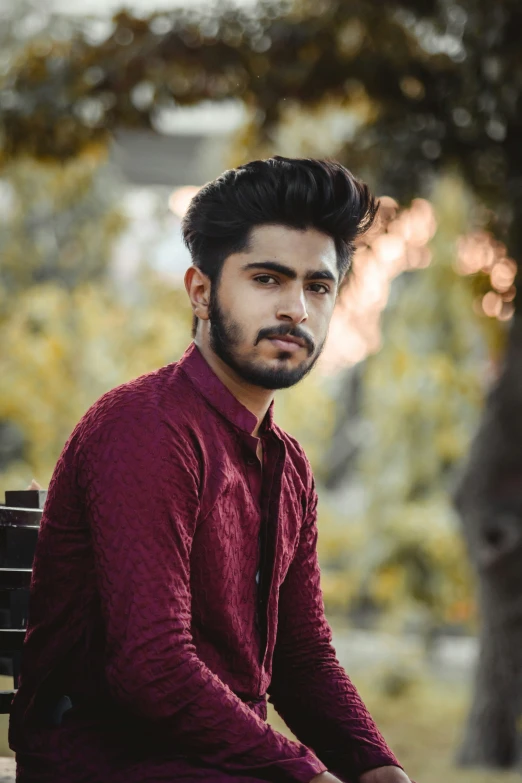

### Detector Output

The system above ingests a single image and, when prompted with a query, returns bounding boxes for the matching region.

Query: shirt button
[247,457,256,466]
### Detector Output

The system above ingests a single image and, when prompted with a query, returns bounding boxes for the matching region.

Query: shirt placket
[243,439,263,641]
[243,433,279,669]
[255,438,284,679]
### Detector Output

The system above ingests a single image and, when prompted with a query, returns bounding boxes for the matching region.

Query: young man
[9,157,413,783]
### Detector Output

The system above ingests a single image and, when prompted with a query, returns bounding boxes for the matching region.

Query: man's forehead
[245,224,337,269]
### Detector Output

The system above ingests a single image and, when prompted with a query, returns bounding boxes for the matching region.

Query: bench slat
[0,508,41,528]
[0,690,15,713]
[4,490,47,509]
[0,629,26,651]
[0,569,32,589]
[4,528,39,569]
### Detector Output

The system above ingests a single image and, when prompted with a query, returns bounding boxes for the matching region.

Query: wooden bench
[0,489,45,713]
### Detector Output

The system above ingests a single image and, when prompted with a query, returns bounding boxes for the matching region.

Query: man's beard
[208,287,325,390]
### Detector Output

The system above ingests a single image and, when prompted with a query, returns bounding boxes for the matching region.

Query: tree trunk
[322,362,365,491]
[454,311,522,767]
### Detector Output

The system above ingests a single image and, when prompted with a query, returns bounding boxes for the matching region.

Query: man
[9,156,413,783]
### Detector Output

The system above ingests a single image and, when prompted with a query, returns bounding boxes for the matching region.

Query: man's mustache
[256,326,315,354]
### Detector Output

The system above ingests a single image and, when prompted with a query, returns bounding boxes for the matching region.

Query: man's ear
[184,266,211,322]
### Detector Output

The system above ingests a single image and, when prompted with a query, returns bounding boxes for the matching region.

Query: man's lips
[266,336,306,352]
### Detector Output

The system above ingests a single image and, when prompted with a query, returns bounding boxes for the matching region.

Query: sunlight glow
[320,197,437,374]
[168,186,200,218]
[456,230,517,320]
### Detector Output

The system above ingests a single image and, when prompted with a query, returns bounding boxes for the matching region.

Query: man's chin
[239,359,315,390]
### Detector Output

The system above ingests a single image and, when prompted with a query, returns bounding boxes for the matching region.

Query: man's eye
[253,276,329,293]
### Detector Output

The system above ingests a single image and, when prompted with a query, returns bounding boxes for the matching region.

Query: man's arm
[267,477,408,783]
[75,397,327,783]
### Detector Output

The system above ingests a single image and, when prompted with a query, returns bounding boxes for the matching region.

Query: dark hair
[181,155,377,336]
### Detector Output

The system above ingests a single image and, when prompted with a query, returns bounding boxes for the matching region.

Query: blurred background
[1,0,522,780]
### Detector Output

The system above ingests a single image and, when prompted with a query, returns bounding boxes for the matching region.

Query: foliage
[0,153,123,297]
[316,496,476,632]
[315,177,494,632]
[0,153,193,489]
[0,0,514,632]
[0,266,193,490]
[276,375,338,472]
[2,1,522,276]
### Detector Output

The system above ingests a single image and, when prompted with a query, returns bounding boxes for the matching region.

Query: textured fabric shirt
[9,341,401,783]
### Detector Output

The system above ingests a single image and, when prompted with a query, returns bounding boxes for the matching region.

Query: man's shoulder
[71,360,200,452]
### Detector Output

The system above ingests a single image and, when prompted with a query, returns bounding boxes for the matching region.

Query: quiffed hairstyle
[182,155,377,336]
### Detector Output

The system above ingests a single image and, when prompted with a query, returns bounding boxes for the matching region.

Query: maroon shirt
[9,342,401,783]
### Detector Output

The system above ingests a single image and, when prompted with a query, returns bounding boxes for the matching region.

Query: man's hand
[360,766,411,783]
[310,768,412,783]
[25,479,42,490]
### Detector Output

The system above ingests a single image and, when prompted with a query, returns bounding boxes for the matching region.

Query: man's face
[208,224,339,390]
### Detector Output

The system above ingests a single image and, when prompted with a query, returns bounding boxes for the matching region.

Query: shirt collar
[177,342,275,437]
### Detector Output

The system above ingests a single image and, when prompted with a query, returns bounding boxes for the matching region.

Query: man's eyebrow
[240,260,337,283]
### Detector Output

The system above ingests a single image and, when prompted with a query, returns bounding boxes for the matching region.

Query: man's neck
[194,339,274,438]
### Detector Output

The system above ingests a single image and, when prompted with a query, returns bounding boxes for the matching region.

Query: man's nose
[276,288,308,323]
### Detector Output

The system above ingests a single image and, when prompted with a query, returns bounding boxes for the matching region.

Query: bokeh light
[168,186,200,218]
[320,197,437,373]
[455,230,517,319]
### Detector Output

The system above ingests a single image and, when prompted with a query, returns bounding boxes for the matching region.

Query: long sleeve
[267,480,402,783]
[76,400,327,783]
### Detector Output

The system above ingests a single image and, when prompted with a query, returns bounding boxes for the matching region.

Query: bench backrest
[0,489,45,712]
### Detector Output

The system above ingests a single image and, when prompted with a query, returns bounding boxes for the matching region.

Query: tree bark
[322,362,365,491]
[454,311,522,767]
